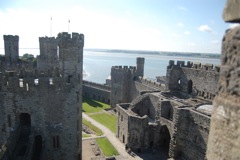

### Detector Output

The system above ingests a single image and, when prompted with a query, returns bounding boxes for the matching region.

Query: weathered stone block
[223,0,240,22]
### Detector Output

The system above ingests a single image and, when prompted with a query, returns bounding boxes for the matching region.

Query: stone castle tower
[3,35,19,62]
[0,32,84,160]
[37,37,58,71]
[110,57,144,107]
[136,57,145,77]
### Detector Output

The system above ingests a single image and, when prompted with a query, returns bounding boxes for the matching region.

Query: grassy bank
[96,137,119,157]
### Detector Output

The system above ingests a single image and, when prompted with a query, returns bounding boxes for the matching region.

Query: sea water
[83,51,220,84]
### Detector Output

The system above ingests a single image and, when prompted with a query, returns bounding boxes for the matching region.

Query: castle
[0,32,84,160]
[0,0,239,159]
[113,58,219,159]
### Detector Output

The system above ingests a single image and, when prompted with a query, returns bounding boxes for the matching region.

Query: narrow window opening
[121,115,123,121]
[34,79,39,85]
[53,136,60,149]
[67,75,72,83]
[178,78,181,85]
[19,79,23,87]
[49,78,53,85]
[26,83,29,91]
[8,115,11,127]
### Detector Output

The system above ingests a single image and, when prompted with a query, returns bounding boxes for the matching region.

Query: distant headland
[85,48,220,59]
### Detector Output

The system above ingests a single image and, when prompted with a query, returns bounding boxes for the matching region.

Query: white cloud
[198,25,212,32]
[177,22,184,27]
[184,31,190,35]
[229,24,240,29]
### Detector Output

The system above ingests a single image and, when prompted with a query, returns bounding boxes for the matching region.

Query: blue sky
[0,0,236,55]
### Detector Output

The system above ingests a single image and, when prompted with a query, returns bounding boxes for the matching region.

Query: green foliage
[82,118,103,136]
[21,53,35,61]
[20,53,37,67]
[96,137,119,157]
[82,97,111,113]
[90,113,117,133]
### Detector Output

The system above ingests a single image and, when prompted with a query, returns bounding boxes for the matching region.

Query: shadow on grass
[83,96,103,108]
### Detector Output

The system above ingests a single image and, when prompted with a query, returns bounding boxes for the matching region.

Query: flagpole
[50,17,52,37]
[68,19,70,33]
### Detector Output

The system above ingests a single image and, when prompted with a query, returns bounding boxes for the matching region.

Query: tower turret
[3,35,19,62]
[136,57,145,77]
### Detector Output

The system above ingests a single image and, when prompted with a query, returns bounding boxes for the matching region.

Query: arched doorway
[20,113,31,126]
[20,113,31,137]
[159,125,171,151]
[188,80,193,94]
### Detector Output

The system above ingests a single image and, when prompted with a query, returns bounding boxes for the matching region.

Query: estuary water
[83,51,220,84]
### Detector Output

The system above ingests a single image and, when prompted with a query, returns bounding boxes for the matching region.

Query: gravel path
[82,113,142,160]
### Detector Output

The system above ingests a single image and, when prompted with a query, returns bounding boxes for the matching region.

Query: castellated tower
[0,32,84,160]
[3,35,19,62]
[111,57,144,108]
[136,57,145,77]
[37,37,58,71]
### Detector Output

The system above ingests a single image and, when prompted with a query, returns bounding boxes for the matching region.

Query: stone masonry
[0,32,84,160]
[207,0,240,159]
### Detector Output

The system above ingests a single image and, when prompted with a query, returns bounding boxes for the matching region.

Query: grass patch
[90,113,117,133]
[82,134,91,138]
[96,137,119,157]
[82,97,111,114]
[82,118,103,136]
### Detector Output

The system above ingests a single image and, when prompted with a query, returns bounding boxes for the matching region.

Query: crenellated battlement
[83,80,111,91]
[111,65,137,72]
[167,60,220,72]
[3,35,19,41]
[39,36,57,42]
[138,77,165,90]
[57,32,84,48]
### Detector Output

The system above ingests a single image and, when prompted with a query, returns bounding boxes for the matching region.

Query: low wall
[83,80,111,104]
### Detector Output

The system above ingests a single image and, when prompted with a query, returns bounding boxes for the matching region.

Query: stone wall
[174,109,210,160]
[206,25,240,159]
[166,60,219,100]
[83,80,110,104]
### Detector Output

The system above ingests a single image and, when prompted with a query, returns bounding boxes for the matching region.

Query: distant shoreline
[84,49,220,59]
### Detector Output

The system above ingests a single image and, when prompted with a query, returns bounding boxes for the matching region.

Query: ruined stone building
[115,59,220,159]
[0,32,84,160]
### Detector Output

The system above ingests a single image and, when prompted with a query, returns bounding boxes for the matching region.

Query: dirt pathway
[82,113,142,160]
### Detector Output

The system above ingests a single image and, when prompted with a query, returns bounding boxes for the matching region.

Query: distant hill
[84,49,220,59]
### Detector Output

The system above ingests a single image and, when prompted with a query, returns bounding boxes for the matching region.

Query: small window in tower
[53,135,60,149]
[67,76,71,83]
[8,115,11,127]
[178,78,181,85]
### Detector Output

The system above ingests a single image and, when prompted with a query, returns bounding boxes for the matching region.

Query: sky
[0,0,237,55]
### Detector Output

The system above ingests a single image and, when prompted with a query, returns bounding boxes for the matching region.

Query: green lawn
[90,113,117,133]
[82,118,103,136]
[96,137,119,157]
[82,97,111,114]
[82,134,91,138]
